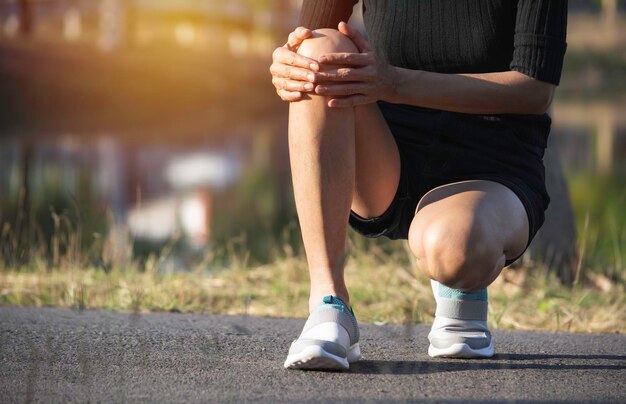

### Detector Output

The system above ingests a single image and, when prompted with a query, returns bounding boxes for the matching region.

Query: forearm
[388,68,556,115]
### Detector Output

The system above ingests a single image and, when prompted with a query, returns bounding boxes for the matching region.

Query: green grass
[568,173,626,280]
[1,232,624,334]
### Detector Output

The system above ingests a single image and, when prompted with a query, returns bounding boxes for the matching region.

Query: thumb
[338,21,373,52]
[286,26,312,50]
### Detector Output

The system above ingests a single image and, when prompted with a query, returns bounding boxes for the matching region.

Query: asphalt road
[1,307,624,402]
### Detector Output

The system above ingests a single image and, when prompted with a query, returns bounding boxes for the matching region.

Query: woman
[270,0,567,370]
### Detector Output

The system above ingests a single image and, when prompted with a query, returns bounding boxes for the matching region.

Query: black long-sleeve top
[299,0,567,85]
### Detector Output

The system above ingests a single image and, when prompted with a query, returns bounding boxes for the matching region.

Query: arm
[314,24,554,115]
[316,0,567,115]
[390,69,555,115]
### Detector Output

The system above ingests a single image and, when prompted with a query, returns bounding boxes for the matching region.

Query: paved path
[1,307,624,402]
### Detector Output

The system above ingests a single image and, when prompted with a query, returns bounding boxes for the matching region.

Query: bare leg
[408,179,530,289]
[289,29,400,311]
[289,83,354,309]
[407,179,529,358]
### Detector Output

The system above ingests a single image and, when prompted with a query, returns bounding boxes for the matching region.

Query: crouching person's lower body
[284,29,542,370]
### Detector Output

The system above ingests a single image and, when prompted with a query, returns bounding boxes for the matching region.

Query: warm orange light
[174,22,196,47]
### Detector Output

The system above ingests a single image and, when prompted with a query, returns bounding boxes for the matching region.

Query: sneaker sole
[428,341,495,359]
[284,343,361,370]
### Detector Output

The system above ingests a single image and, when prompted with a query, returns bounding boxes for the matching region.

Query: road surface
[1,307,624,402]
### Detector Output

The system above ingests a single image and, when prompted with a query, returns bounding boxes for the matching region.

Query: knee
[296,28,358,61]
[409,217,503,290]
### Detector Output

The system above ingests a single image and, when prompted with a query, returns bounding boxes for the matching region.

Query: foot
[428,280,495,358]
[284,296,361,370]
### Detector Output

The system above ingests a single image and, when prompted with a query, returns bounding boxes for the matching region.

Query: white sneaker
[428,281,495,358]
[284,296,361,370]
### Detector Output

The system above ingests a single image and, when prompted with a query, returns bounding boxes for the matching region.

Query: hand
[269,27,320,102]
[314,22,397,108]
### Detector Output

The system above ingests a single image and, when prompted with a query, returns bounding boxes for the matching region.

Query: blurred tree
[14,140,33,265]
[99,0,136,51]
[18,0,32,37]
[126,0,137,48]
[274,0,292,39]
[602,0,618,47]
[527,136,577,285]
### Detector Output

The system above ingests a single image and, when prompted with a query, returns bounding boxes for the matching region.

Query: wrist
[383,66,402,104]
[387,68,427,106]
[386,66,417,104]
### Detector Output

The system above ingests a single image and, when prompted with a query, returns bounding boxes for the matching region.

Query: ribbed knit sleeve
[510,0,568,85]
[298,0,357,29]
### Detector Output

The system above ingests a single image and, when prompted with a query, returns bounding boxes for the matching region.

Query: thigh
[412,179,530,265]
[351,103,401,219]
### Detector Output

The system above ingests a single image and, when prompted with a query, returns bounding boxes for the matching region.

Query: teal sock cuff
[438,285,487,301]
[320,295,355,317]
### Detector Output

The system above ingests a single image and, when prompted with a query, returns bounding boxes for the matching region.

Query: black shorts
[349,101,551,267]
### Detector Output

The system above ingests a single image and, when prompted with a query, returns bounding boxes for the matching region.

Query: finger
[273,46,319,71]
[287,27,312,49]
[318,52,375,66]
[273,77,315,92]
[278,89,303,102]
[315,66,376,82]
[315,83,372,96]
[294,26,313,41]
[286,31,299,49]
[270,62,316,82]
[337,21,374,52]
[329,94,372,108]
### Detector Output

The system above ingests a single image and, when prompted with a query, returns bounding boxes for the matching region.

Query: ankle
[309,288,350,313]
[431,281,488,322]
[431,280,487,302]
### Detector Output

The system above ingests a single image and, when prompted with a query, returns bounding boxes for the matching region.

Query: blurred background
[0,0,624,281]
